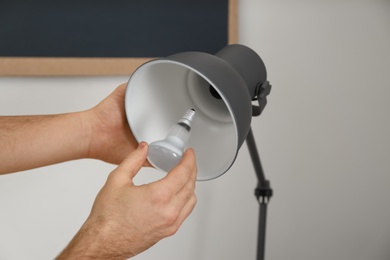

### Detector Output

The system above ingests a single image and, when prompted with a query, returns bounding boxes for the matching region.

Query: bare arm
[1,84,197,259]
[0,83,144,174]
[0,113,90,174]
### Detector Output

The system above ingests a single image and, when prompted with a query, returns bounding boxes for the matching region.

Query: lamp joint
[255,180,273,204]
[252,81,272,117]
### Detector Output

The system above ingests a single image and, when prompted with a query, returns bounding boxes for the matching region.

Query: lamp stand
[246,128,273,260]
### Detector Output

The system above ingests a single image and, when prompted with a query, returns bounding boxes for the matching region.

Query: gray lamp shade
[125,44,267,180]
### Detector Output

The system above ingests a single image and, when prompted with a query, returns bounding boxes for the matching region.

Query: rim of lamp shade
[125,48,255,180]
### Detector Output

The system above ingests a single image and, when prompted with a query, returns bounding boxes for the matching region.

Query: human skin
[57,143,197,259]
[0,84,142,174]
[0,84,198,259]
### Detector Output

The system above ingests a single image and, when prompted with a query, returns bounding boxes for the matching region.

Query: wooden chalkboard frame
[0,0,237,76]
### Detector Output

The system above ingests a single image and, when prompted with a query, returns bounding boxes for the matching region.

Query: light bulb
[148,108,196,172]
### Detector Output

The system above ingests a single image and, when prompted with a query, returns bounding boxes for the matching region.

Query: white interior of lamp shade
[125,60,238,181]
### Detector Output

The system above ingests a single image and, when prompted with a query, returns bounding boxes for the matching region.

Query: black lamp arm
[246,128,273,260]
[249,79,273,202]
[247,82,273,260]
[246,127,273,203]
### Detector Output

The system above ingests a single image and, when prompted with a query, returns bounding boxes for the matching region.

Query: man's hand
[0,83,148,174]
[1,83,198,259]
[84,83,146,165]
[57,142,198,259]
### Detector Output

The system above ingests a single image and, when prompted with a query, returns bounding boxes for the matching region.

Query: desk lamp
[125,44,272,260]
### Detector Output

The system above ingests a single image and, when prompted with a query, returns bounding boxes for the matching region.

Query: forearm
[0,112,91,174]
[57,218,135,260]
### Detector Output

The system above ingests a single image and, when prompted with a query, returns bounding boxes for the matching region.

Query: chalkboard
[0,0,237,76]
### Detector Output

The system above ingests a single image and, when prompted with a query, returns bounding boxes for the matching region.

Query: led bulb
[148,109,196,172]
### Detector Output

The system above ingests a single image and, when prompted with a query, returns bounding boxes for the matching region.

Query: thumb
[110,142,148,184]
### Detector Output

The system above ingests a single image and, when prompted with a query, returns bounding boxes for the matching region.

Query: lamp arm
[247,78,273,201]
[246,127,273,203]
[246,128,273,260]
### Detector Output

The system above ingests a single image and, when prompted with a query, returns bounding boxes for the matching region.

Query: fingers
[114,83,127,97]
[109,142,148,185]
[154,148,197,228]
[149,147,197,207]
[170,149,197,219]
[162,148,197,193]
[147,150,198,237]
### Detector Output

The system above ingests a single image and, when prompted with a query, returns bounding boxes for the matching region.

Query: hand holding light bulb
[148,109,196,172]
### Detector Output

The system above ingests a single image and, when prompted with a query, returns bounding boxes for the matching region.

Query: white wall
[1,1,390,259]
